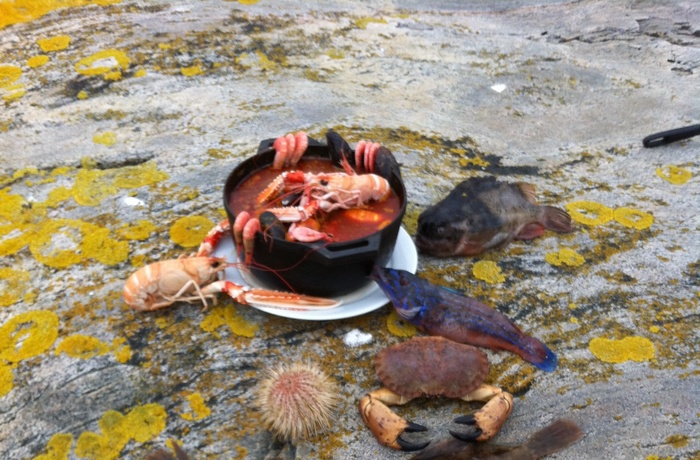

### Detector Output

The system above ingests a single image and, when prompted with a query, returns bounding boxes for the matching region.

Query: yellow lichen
[180,392,211,421]
[326,49,345,59]
[649,326,660,333]
[0,363,14,397]
[656,165,692,185]
[0,65,21,88]
[200,304,259,338]
[32,432,73,460]
[71,161,168,206]
[566,201,614,226]
[665,434,689,448]
[170,216,214,248]
[93,132,117,146]
[355,17,388,29]
[0,267,31,307]
[74,49,130,80]
[30,219,128,268]
[2,85,24,101]
[0,2,121,29]
[111,337,132,364]
[613,207,654,230]
[588,336,655,363]
[180,65,203,77]
[116,220,157,241]
[27,55,50,68]
[112,162,169,189]
[545,247,585,267]
[238,0,259,4]
[82,227,129,266]
[255,50,279,71]
[56,335,110,359]
[75,403,166,460]
[37,35,71,52]
[0,310,59,363]
[472,260,506,284]
[77,91,88,99]
[386,309,417,337]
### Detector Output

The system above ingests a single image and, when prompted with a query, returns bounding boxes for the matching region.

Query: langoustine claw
[359,337,514,451]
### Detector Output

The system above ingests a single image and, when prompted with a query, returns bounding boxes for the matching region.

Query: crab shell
[375,336,489,399]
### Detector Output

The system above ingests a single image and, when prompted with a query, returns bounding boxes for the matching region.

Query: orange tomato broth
[228,158,402,242]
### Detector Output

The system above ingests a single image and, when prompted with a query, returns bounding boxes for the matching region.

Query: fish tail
[541,205,574,233]
[522,419,583,457]
[518,334,558,372]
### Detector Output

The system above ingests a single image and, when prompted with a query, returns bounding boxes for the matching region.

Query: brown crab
[358,336,513,451]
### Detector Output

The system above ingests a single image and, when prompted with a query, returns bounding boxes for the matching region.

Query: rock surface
[0,1,698,459]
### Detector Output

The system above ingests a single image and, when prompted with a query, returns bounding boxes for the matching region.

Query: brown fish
[415,176,573,257]
[144,442,190,460]
[412,418,583,460]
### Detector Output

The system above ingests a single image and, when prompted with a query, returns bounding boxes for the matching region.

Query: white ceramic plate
[212,227,418,320]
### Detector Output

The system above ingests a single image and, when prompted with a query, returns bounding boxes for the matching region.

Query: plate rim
[212,227,417,321]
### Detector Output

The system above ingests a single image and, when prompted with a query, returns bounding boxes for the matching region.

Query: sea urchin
[257,361,339,442]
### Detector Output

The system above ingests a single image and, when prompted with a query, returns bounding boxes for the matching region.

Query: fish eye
[399,276,409,286]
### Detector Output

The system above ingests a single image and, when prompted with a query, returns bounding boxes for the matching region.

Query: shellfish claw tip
[449,428,482,443]
[397,437,431,452]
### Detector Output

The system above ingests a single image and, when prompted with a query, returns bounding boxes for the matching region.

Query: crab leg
[201,280,340,311]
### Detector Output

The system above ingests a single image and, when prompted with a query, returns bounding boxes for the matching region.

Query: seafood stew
[228,158,403,243]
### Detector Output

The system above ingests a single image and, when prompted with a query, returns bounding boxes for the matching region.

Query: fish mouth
[413,233,429,248]
[414,235,455,257]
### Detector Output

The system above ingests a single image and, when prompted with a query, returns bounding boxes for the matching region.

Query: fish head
[369,266,425,321]
[415,205,468,257]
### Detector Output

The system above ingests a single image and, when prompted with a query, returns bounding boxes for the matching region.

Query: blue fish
[370,266,557,372]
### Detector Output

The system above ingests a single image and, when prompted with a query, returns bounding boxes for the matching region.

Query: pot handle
[308,236,381,265]
[257,135,325,154]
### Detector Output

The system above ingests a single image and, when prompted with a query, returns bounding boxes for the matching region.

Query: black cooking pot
[223,132,406,297]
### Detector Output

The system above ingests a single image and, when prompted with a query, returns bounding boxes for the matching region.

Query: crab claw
[202,280,341,311]
[450,390,514,442]
[359,392,430,452]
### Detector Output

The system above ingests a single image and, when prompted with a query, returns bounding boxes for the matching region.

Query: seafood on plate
[123,220,340,312]
[359,336,513,451]
[415,176,574,257]
[370,266,557,372]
